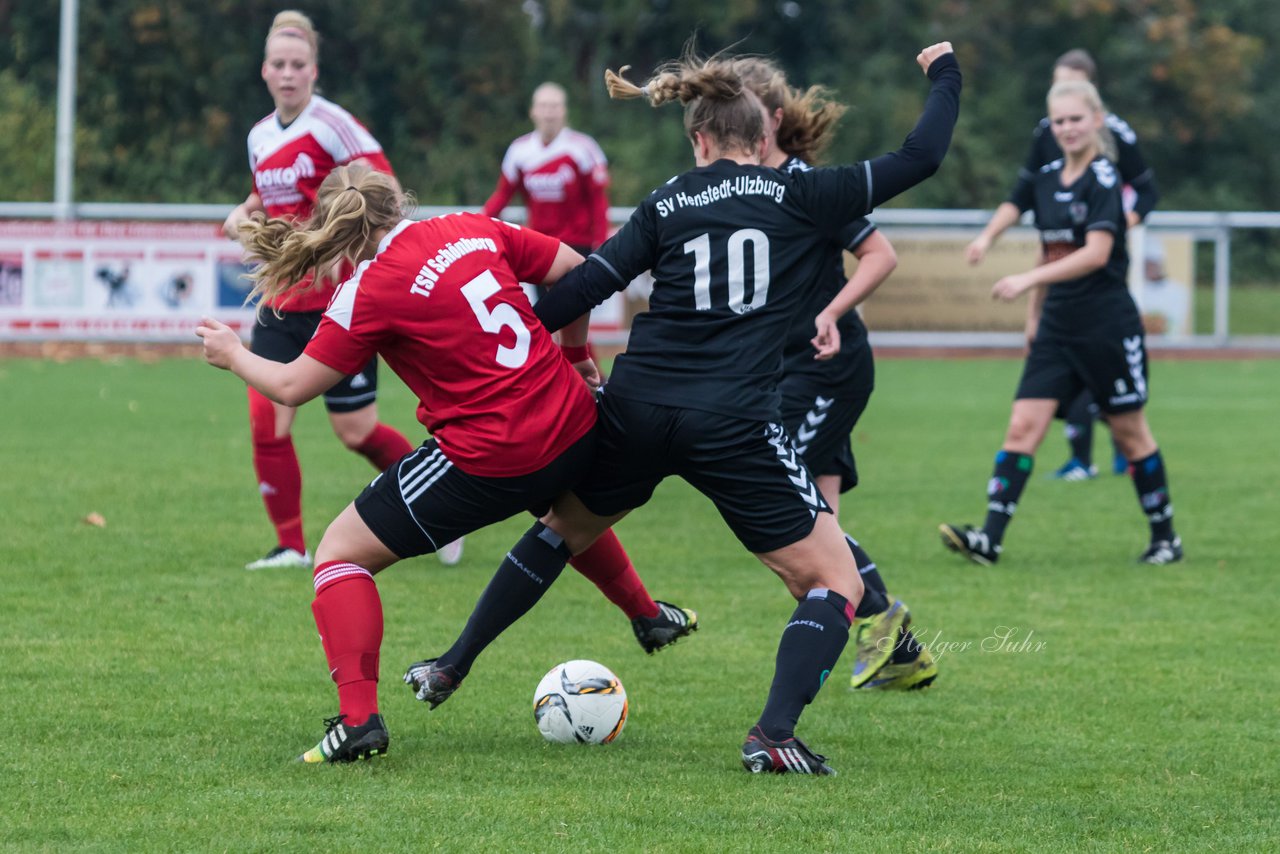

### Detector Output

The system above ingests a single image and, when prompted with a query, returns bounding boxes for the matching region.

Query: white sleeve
[313,101,385,164]
[499,141,523,183]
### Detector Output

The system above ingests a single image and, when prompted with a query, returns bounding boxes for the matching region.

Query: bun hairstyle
[1054,48,1097,83]
[733,56,846,165]
[1047,79,1117,163]
[265,9,319,62]
[238,165,409,314]
[605,52,765,155]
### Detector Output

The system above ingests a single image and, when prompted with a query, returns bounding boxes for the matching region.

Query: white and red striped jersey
[482,129,609,249]
[246,95,393,311]
[305,214,597,477]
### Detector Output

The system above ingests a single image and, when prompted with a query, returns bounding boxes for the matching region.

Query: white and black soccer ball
[532,659,628,745]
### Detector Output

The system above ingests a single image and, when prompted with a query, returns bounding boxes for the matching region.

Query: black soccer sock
[1063,392,1097,465]
[1064,420,1093,466]
[437,522,571,678]
[845,535,890,617]
[891,628,924,664]
[755,589,852,742]
[982,450,1033,546]
[1130,450,1176,541]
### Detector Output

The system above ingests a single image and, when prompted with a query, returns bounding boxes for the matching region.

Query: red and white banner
[0,220,624,341]
[0,220,256,341]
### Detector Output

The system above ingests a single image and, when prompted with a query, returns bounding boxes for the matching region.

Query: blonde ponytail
[239,165,405,314]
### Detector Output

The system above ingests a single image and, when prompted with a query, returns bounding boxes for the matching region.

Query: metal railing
[3,202,1277,348]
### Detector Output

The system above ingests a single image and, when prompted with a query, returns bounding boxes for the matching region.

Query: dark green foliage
[0,0,1274,218]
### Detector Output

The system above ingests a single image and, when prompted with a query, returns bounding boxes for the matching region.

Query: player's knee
[1005,415,1043,449]
[331,413,377,450]
[335,425,372,451]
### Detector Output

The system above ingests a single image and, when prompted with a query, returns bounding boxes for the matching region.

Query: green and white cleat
[299,713,389,764]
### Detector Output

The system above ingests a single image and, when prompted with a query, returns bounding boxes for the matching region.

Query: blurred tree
[0,0,1273,224]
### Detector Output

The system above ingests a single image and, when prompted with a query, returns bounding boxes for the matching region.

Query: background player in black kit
[941,79,1181,567]
[735,56,937,691]
[968,49,1161,482]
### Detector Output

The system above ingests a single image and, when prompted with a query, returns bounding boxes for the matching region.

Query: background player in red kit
[447,81,610,567]
[200,165,692,763]
[483,82,611,264]
[220,10,413,571]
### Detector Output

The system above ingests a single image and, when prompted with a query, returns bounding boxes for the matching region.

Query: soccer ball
[533,660,628,745]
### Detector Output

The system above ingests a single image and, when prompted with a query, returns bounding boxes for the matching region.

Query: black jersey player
[531,44,959,773]
[734,55,936,691]
[399,43,960,775]
[941,79,1181,567]
[970,49,1160,482]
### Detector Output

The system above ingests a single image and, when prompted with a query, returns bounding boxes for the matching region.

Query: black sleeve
[838,218,877,251]
[534,205,656,332]
[1114,134,1159,221]
[863,53,962,208]
[534,255,628,332]
[1007,120,1050,209]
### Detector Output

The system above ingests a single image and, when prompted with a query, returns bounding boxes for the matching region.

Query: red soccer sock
[311,561,384,727]
[354,422,413,472]
[252,434,306,554]
[568,529,659,620]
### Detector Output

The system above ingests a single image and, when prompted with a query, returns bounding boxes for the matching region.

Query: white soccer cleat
[245,546,312,571]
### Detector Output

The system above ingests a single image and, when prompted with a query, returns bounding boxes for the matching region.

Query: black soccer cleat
[298,713,389,764]
[631,601,699,654]
[403,658,462,709]
[740,725,836,776]
[939,523,1001,566]
[1138,536,1183,565]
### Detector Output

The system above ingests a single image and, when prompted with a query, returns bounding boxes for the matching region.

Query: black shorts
[1016,328,1149,415]
[251,310,380,413]
[353,428,597,559]
[779,388,869,494]
[571,393,831,553]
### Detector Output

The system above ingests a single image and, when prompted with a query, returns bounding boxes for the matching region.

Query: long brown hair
[238,164,407,313]
[733,57,846,164]
[605,52,765,155]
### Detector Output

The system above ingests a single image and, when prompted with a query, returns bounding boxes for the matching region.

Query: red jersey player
[199,165,694,764]
[470,82,612,563]
[482,82,611,258]
[221,11,413,571]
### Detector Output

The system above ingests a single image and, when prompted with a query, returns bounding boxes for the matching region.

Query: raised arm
[863,45,962,209]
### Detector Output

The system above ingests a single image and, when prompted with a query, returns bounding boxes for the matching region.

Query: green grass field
[2,355,1277,852]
